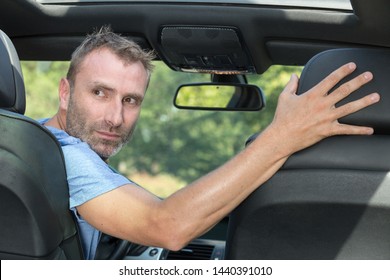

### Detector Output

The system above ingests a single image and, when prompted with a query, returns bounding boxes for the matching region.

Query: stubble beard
[66,96,136,160]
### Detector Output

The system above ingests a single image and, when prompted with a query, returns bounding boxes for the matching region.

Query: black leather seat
[0,30,83,259]
[225,48,390,259]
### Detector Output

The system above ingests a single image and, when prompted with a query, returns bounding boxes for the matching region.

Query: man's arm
[77,62,380,251]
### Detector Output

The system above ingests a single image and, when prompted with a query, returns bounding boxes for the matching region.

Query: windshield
[23,60,301,197]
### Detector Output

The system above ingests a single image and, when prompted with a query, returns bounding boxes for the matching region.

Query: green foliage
[176,85,235,108]
[22,60,302,194]
[22,61,69,119]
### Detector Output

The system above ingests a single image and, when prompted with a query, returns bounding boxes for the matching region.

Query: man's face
[63,48,149,159]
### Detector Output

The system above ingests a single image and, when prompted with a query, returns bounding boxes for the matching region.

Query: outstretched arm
[77,62,380,250]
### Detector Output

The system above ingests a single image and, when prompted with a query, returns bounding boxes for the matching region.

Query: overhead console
[158,26,256,74]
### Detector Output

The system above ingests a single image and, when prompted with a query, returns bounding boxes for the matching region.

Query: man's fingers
[333,92,380,119]
[332,123,374,136]
[283,73,299,95]
[328,71,373,104]
[310,62,357,96]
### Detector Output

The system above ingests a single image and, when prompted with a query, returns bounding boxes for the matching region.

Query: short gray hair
[66,26,155,89]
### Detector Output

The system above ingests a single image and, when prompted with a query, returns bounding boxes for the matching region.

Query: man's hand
[269,62,380,157]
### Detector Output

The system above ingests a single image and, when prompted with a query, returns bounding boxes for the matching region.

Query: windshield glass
[22,61,301,198]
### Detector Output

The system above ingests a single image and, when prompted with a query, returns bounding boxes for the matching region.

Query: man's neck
[45,113,66,131]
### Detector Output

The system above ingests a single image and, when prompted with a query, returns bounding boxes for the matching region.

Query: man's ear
[59,78,71,110]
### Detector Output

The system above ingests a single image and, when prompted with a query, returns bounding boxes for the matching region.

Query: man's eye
[94,89,105,97]
[123,97,138,105]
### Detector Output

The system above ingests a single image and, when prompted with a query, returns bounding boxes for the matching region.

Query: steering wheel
[94,233,134,260]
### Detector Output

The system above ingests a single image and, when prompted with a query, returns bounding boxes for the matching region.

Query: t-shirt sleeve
[62,142,132,208]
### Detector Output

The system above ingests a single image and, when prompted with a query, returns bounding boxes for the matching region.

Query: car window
[22,60,301,198]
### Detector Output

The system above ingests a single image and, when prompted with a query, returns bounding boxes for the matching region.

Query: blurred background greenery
[22,61,302,198]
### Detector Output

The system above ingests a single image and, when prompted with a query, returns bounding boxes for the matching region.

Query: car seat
[0,29,83,259]
[225,48,390,259]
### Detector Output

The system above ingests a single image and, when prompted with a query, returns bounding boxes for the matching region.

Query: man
[41,27,380,259]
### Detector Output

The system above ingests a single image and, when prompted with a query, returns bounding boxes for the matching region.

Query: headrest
[297,48,390,135]
[0,29,25,114]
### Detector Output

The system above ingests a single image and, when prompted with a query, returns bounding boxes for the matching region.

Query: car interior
[226,48,390,259]
[1,0,390,260]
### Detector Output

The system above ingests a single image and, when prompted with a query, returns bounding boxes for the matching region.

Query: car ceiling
[0,0,390,74]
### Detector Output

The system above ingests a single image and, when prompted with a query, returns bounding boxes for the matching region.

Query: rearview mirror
[174,83,265,111]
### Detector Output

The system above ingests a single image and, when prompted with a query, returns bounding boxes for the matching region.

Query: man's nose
[105,99,124,127]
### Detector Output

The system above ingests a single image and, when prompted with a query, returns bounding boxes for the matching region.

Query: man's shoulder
[37,118,107,169]
[37,118,82,147]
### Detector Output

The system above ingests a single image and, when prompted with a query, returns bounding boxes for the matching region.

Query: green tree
[22,61,69,119]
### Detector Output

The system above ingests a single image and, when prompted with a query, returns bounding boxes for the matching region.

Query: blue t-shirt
[39,119,133,259]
